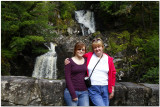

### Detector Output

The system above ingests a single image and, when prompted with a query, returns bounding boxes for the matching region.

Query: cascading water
[75,10,96,36]
[32,42,57,79]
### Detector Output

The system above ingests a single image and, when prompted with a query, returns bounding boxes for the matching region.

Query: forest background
[1,1,159,84]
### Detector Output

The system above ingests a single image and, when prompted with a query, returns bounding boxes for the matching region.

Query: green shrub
[141,67,159,84]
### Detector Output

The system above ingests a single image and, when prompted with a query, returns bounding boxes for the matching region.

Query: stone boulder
[110,82,127,106]
[118,82,152,106]
[1,76,36,106]
[1,76,159,106]
[1,76,65,106]
[37,79,65,106]
[140,83,159,106]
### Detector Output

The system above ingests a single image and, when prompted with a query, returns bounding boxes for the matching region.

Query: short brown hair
[74,42,86,56]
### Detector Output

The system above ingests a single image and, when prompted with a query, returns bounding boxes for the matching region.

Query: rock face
[1,76,159,106]
[110,82,152,106]
[1,76,65,106]
[140,83,159,106]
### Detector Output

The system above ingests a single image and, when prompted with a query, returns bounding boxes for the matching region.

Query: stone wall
[1,76,159,106]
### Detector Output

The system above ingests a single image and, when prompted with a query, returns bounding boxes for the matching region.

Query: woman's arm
[111,60,116,86]
[109,57,116,99]
[65,60,77,100]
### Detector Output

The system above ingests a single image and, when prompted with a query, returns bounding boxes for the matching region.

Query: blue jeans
[64,88,89,106]
[88,85,109,106]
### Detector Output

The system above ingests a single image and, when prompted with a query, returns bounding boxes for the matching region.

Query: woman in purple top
[64,42,89,106]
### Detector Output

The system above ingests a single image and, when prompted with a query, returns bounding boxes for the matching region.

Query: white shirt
[88,53,109,85]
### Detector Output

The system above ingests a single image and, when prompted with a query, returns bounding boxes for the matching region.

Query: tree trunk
[141,2,146,31]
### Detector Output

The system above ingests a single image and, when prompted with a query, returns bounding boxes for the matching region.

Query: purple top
[65,58,87,99]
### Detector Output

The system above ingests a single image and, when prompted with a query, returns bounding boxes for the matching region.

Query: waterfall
[75,10,96,36]
[32,42,57,79]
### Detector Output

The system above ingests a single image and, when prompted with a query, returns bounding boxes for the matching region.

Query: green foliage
[108,31,130,55]
[93,31,101,37]
[1,1,159,83]
[143,32,159,65]
[32,47,49,54]
[27,36,45,42]
[44,32,58,42]
[10,36,45,54]
[51,1,77,33]
[1,1,56,54]
[21,20,35,27]
[100,1,133,15]
[108,29,159,83]
[98,1,159,32]
[59,1,76,19]
[100,1,113,14]
[132,36,143,47]
[141,67,159,84]
[107,37,121,55]
[1,49,14,59]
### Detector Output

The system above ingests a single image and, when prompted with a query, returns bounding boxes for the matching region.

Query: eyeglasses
[92,38,102,43]
[77,49,85,51]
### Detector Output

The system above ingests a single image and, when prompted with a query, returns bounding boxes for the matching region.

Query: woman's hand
[72,98,78,101]
[64,58,70,65]
[109,86,115,99]
[109,91,114,99]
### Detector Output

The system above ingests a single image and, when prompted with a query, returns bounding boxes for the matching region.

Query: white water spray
[75,10,96,36]
[32,42,57,79]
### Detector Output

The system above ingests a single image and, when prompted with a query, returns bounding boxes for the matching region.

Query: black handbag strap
[89,54,103,78]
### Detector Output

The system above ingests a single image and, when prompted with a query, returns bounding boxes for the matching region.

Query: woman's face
[93,45,103,57]
[75,46,85,57]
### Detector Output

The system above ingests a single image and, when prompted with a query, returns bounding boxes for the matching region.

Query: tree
[1,1,57,75]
